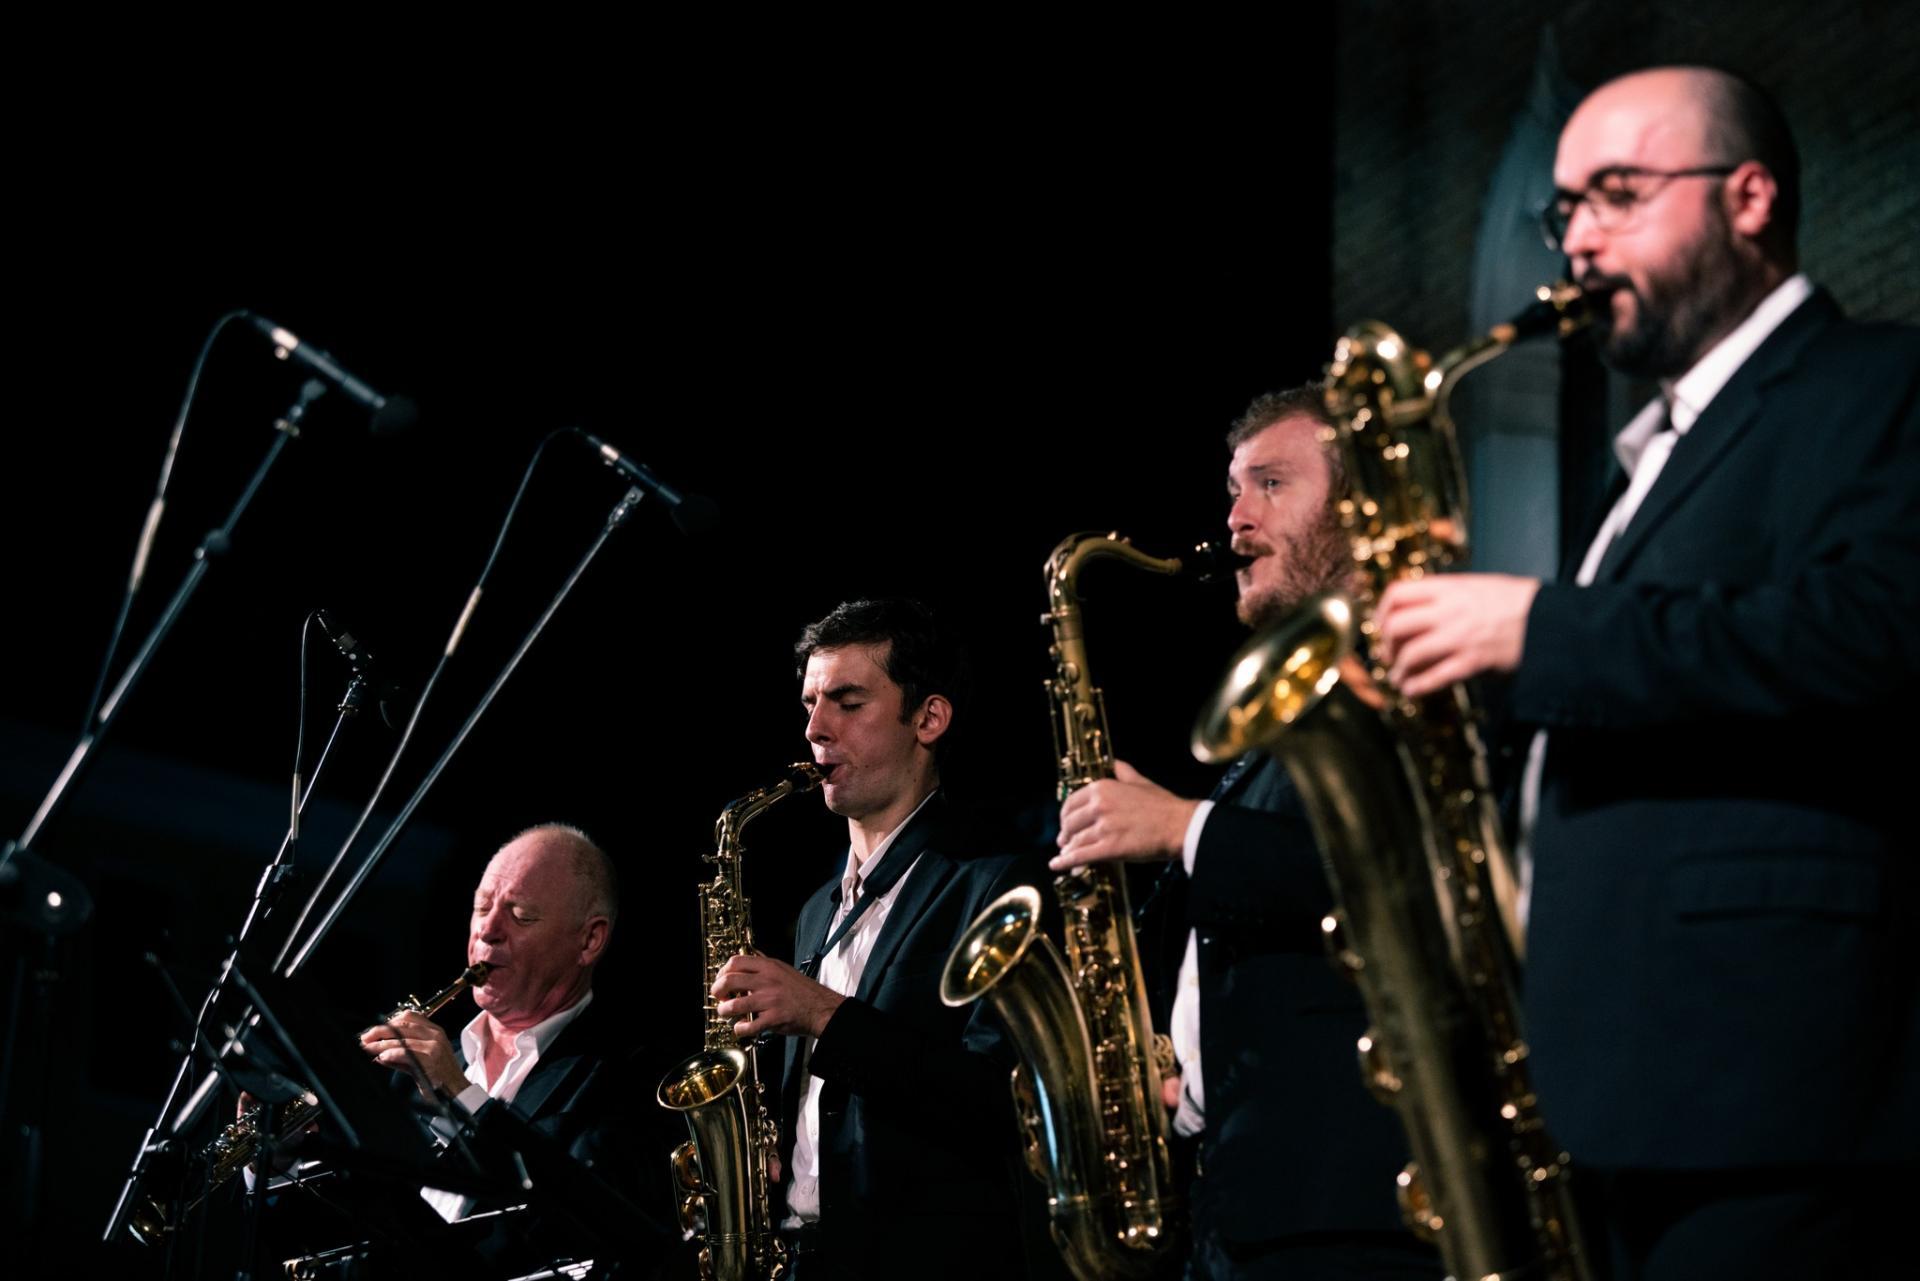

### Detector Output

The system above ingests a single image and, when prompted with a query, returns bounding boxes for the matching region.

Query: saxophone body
[943,533,1200,1281]
[1194,285,1593,1281]
[127,963,491,1245]
[658,762,823,1281]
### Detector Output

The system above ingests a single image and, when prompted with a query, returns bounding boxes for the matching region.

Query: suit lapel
[846,798,955,1003]
[506,998,605,1122]
[852,852,954,1002]
[1209,754,1258,803]
[1596,290,1839,580]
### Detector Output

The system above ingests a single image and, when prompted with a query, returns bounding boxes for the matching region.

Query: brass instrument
[1194,283,1592,1281]
[943,534,1233,1279]
[128,962,491,1245]
[658,762,824,1281]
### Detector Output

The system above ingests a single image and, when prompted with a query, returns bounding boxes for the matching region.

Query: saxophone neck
[713,761,826,851]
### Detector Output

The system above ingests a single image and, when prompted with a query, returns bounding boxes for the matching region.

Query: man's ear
[914,694,952,749]
[579,915,611,967]
[1725,160,1780,241]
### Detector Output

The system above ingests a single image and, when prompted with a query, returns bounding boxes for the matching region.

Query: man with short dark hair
[711,598,1038,1279]
[1051,394,1440,1280]
[1375,65,1917,1278]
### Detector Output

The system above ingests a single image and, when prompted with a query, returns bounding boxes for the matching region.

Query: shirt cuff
[1181,800,1214,875]
[453,1081,488,1114]
[1172,1081,1205,1137]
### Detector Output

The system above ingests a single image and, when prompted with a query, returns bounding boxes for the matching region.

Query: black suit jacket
[447,992,676,1269]
[776,795,1035,1277]
[1151,756,1425,1251]
[1512,289,1920,1170]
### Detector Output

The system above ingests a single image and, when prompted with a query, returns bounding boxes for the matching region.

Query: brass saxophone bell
[1192,593,1356,764]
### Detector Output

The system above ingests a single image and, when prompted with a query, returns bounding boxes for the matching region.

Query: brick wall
[1334,0,1919,346]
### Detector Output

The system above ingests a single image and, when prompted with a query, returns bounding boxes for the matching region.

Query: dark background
[3,31,1336,1273]
[8,4,1916,1273]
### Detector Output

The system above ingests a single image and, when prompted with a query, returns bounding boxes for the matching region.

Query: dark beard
[1593,210,1755,379]
[1236,512,1351,631]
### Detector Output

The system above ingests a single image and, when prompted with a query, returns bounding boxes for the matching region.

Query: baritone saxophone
[1195,283,1594,1281]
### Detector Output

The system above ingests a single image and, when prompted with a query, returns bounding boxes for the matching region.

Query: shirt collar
[1613,272,1813,476]
[1667,272,1814,433]
[840,787,938,900]
[459,987,593,1067]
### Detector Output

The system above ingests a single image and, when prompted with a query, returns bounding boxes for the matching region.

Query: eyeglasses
[1537,165,1737,252]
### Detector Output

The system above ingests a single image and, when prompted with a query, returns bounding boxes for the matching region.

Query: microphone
[316,610,378,676]
[247,315,419,434]
[316,610,408,728]
[576,430,721,535]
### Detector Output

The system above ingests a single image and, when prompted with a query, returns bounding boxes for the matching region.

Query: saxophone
[943,534,1235,1280]
[1193,284,1593,1281]
[658,762,824,1281]
[127,963,491,1244]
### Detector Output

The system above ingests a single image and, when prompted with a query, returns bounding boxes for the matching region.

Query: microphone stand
[102,666,375,1249]
[280,484,650,980]
[3,380,330,1266]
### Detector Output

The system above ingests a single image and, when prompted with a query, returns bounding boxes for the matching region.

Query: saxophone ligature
[1193,283,1593,1281]
[658,762,824,1281]
[942,534,1240,1280]
[127,962,490,1245]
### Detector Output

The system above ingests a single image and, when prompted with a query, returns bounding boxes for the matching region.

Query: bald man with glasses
[1373,66,1918,1279]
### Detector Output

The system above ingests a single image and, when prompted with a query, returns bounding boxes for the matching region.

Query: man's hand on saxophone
[712,952,846,1040]
[360,1009,467,1098]
[1048,759,1200,872]
[1374,574,1541,698]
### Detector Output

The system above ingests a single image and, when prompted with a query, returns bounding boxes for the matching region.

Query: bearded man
[1050,388,1442,1281]
[1373,66,1917,1279]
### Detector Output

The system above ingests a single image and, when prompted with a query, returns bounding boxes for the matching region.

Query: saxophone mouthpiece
[1491,281,1590,345]
[1189,541,1254,584]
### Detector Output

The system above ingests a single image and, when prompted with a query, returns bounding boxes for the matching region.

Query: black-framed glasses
[1537,165,1738,252]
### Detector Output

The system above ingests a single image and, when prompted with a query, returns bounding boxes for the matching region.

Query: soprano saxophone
[1194,284,1594,1281]
[127,962,490,1245]
[658,762,824,1281]
[942,534,1238,1280]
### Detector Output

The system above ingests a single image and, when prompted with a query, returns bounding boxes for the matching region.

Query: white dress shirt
[1514,273,1816,921]
[782,789,934,1224]
[420,989,595,1222]
[1167,799,1216,1137]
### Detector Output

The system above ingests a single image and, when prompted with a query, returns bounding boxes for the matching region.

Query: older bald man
[1373,66,1916,1278]
[362,823,670,1269]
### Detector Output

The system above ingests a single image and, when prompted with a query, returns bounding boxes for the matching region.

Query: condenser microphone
[316,611,408,728]
[247,315,418,434]
[575,430,721,535]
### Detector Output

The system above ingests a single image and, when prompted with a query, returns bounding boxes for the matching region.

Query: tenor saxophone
[127,962,490,1245]
[658,762,824,1281]
[1194,284,1594,1281]
[943,534,1235,1280]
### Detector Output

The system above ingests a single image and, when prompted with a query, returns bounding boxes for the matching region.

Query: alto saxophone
[943,534,1236,1280]
[127,962,491,1245]
[658,762,824,1281]
[1194,284,1593,1280]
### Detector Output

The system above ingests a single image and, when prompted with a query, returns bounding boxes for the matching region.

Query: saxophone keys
[1357,1030,1403,1100]
[1396,1163,1444,1238]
